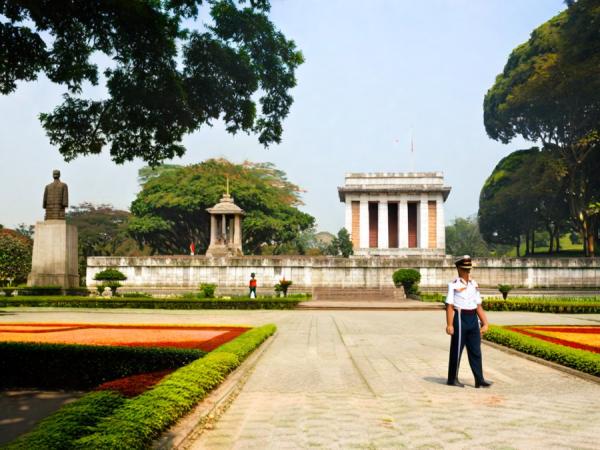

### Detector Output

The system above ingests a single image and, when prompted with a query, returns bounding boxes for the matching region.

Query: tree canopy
[0,0,303,165]
[128,159,315,254]
[478,148,572,255]
[0,228,32,284]
[445,216,491,258]
[483,0,600,255]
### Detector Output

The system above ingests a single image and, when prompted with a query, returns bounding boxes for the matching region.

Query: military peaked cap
[454,255,472,269]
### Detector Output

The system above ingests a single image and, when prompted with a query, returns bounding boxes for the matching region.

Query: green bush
[484,325,600,376]
[94,268,127,281]
[392,268,421,295]
[121,292,152,298]
[199,283,216,298]
[4,391,125,450]
[1,287,15,297]
[0,342,204,390]
[498,284,513,299]
[73,325,276,450]
[16,285,62,296]
[64,287,90,296]
[482,299,600,314]
[0,296,302,309]
[274,279,293,297]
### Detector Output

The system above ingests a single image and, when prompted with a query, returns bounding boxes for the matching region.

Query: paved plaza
[1,308,599,449]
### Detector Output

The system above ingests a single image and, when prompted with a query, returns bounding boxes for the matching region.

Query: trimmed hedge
[483,325,600,377]
[15,285,62,296]
[73,324,276,449]
[0,342,204,389]
[482,299,600,314]
[0,296,301,309]
[4,391,125,450]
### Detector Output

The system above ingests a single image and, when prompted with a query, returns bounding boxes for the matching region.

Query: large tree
[67,202,148,281]
[0,0,303,165]
[478,148,572,255]
[483,0,600,255]
[0,228,32,284]
[128,159,315,254]
[445,216,491,258]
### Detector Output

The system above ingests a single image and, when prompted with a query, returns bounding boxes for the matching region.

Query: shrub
[0,342,204,390]
[392,268,421,295]
[498,284,513,299]
[121,292,152,299]
[199,283,216,298]
[64,287,90,296]
[2,287,15,297]
[273,278,293,297]
[74,324,276,449]
[0,296,302,310]
[105,281,122,296]
[4,391,125,450]
[482,299,600,314]
[16,285,62,296]
[484,325,600,376]
[94,268,127,281]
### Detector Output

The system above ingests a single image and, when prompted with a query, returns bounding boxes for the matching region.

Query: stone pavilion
[338,172,451,256]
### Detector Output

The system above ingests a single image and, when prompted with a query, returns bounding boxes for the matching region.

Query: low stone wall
[86,256,600,292]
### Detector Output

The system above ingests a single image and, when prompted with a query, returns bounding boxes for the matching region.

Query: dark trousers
[447,311,484,383]
[249,287,256,297]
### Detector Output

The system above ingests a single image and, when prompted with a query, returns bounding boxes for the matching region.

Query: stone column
[419,195,429,249]
[344,198,353,236]
[234,215,242,245]
[436,195,445,249]
[378,199,388,249]
[222,214,226,242]
[399,199,408,248]
[359,198,369,248]
[210,215,217,245]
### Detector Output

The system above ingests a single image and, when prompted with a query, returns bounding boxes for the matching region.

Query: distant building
[338,172,451,256]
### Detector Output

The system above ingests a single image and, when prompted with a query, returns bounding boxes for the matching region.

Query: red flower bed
[508,325,600,353]
[96,370,174,397]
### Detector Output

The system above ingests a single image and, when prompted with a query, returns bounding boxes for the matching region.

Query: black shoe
[446,379,465,388]
[475,380,493,388]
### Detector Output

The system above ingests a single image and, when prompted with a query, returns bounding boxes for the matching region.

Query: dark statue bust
[43,170,69,220]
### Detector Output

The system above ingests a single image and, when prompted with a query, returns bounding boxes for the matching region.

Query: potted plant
[392,268,421,298]
[278,278,293,297]
[498,284,512,300]
[94,268,127,296]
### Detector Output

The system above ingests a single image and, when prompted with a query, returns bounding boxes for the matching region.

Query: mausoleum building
[338,172,451,256]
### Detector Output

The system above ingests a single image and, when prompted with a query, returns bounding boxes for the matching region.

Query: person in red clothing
[249,273,257,298]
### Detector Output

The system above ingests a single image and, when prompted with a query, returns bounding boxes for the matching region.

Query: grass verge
[483,325,600,377]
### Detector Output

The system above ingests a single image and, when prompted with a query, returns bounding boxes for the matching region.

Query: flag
[190,242,195,255]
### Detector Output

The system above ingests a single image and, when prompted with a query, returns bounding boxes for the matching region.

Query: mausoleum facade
[338,172,451,256]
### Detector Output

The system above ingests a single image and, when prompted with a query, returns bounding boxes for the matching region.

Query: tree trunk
[525,232,530,255]
[516,235,521,257]
[547,226,554,253]
[555,229,560,253]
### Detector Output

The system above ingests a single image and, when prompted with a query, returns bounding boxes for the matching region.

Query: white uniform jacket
[445,278,481,310]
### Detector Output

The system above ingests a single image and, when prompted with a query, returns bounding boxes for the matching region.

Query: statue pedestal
[28,220,79,288]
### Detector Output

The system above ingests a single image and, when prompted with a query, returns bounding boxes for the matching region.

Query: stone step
[312,287,405,302]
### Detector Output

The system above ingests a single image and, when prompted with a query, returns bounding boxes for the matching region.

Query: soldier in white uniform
[445,255,492,388]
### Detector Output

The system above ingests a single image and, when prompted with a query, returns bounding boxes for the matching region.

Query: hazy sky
[0,0,565,232]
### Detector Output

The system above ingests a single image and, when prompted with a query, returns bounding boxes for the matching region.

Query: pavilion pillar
[234,215,242,245]
[359,198,369,248]
[436,196,445,249]
[210,215,217,245]
[419,196,429,249]
[399,199,408,248]
[378,199,388,249]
